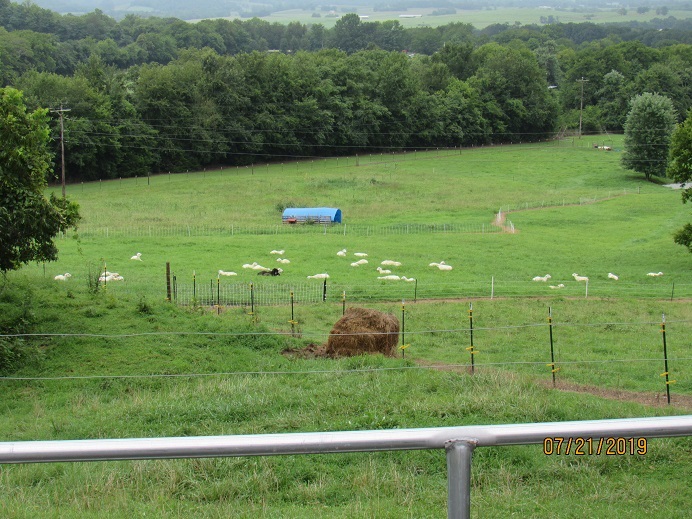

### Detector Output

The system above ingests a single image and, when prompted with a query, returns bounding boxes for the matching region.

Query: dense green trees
[0,87,80,273]
[668,111,692,253]
[622,93,677,181]
[2,5,692,180]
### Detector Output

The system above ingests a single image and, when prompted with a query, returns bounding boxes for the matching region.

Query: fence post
[249,283,254,315]
[342,291,346,316]
[446,439,476,519]
[661,314,674,405]
[548,307,558,387]
[323,279,327,302]
[166,262,171,302]
[466,303,475,374]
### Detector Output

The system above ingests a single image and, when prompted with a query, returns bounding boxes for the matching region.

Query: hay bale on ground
[326,307,400,357]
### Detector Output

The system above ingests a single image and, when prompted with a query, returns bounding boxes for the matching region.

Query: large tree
[621,92,677,181]
[0,87,80,273]
[668,110,692,253]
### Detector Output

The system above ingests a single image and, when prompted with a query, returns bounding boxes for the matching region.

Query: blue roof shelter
[282,207,342,224]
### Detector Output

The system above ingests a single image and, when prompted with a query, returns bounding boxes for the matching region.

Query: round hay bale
[326,307,400,357]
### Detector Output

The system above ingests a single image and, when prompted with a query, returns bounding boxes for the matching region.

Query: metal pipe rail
[2,415,691,518]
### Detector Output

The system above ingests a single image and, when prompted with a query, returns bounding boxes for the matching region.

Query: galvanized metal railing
[2,416,691,518]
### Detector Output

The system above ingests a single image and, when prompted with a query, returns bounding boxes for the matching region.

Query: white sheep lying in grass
[307,273,329,279]
[381,260,402,267]
[276,258,290,264]
[608,273,619,280]
[350,259,368,267]
[549,284,565,289]
[99,272,123,282]
[647,272,664,277]
[218,270,237,276]
[54,273,72,281]
[438,264,453,271]
[337,249,347,257]
[572,273,589,282]
[130,252,142,261]
[270,250,285,255]
[532,274,551,282]
[376,266,391,274]
[401,276,416,282]
[354,252,368,257]
[242,262,259,269]
[377,275,401,280]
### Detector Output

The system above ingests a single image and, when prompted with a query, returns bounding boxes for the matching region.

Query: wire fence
[170,278,692,307]
[60,221,502,239]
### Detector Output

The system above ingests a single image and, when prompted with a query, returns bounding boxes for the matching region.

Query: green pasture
[1,136,691,517]
[242,7,692,29]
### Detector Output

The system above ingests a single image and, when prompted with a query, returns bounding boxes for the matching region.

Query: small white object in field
[608,273,619,280]
[270,250,284,255]
[130,252,142,260]
[549,284,565,289]
[337,249,347,257]
[276,258,290,264]
[532,274,551,282]
[218,270,237,276]
[376,267,391,274]
[377,275,401,280]
[438,264,453,271]
[354,252,368,257]
[381,260,402,266]
[572,273,589,282]
[54,273,72,281]
[647,272,664,277]
[307,273,329,279]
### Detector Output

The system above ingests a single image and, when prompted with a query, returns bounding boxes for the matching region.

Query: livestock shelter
[282,207,342,224]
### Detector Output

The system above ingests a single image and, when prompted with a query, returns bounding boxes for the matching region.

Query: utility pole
[50,104,71,197]
[577,77,588,139]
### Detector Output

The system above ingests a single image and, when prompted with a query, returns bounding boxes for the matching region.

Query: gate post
[446,439,477,519]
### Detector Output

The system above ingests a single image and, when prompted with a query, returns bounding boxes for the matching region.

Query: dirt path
[415,359,692,411]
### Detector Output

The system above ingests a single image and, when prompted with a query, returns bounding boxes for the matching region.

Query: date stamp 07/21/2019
[543,437,648,456]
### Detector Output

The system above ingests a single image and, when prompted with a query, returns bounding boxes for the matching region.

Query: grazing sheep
[647,272,664,277]
[401,276,416,282]
[377,275,401,280]
[572,273,589,282]
[258,268,281,276]
[276,258,290,264]
[549,284,565,289]
[376,266,391,274]
[438,264,453,271]
[218,270,237,276]
[350,259,368,267]
[381,260,402,267]
[608,273,619,280]
[308,273,330,279]
[532,274,552,282]
[354,252,368,257]
[270,250,285,255]
[54,273,72,281]
[130,252,142,261]
[337,249,347,257]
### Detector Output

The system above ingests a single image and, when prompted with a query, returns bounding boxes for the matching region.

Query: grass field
[1,135,691,517]
[226,6,692,29]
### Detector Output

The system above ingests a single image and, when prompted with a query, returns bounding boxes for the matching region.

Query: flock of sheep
[529,271,665,289]
[52,249,666,288]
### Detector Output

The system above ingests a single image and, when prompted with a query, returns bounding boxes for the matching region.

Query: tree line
[1,1,691,181]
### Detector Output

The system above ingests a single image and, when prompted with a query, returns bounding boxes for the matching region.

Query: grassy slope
[1,137,691,517]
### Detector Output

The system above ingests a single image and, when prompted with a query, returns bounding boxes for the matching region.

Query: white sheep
[647,272,664,277]
[354,252,368,257]
[532,274,551,282]
[376,266,391,274]
[270,250,285,255]
[242,262,259,269]
[572,273,589,282]
[307,273,329,279]
[549,284,565,289]
[401,276,416,282]
[276,258,290,264]
[130,252,142,261]
[429,262,441,267]
[608,273,619,280]
[337,249,347,257]
[438,264,453,271]
[218,270,237,276]
[381,260,402,266]
[99,272,123,282]
[377,275,401,280]
[54,273,72,281]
